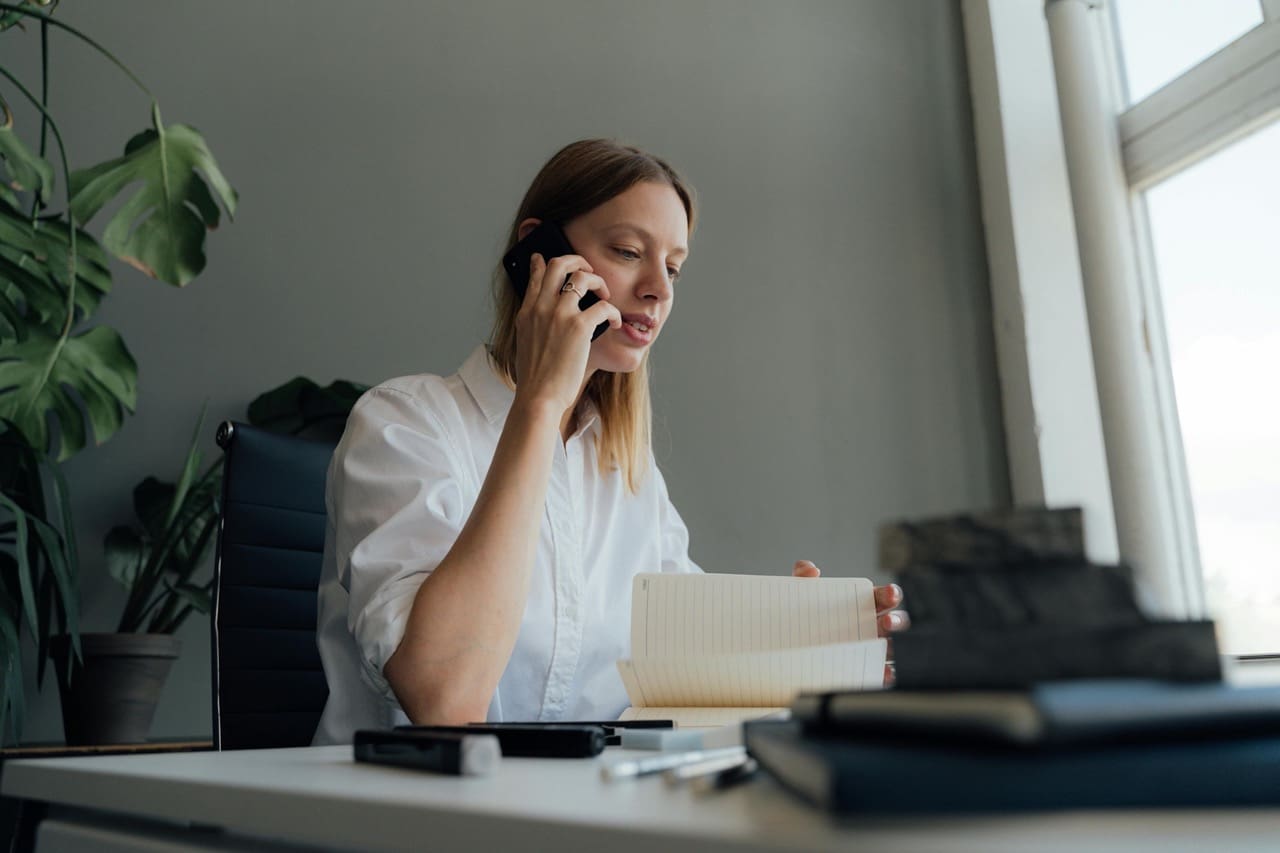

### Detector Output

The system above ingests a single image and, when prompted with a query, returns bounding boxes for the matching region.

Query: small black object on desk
[395,724,608,758]
[354,729,501,776]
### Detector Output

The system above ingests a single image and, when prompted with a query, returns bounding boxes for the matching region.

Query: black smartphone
[502,221,609,341]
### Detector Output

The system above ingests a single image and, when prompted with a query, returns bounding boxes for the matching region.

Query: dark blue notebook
[744,719,1280,814]
[791,680,1280,746]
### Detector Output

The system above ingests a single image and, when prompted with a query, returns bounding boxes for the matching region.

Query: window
[1108,1,1280,654]
[1141,121,1280,655]
[1112,0,1264,104]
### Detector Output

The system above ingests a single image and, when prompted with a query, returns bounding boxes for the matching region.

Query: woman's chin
[592,341,648,374]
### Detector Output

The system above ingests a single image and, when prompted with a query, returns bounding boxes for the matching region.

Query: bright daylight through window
[1112,0,1279,654]
[1143,122,1280,655]
[1113,0,1262,104]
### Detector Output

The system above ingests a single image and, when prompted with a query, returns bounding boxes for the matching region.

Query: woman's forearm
[382,395,562,723]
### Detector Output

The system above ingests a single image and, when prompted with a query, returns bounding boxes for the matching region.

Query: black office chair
[210,421,337,749]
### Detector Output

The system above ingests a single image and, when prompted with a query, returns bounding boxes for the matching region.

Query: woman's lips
[615,311,657,342]
[619,319,654,344]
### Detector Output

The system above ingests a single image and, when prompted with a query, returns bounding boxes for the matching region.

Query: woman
[313,139,906,744]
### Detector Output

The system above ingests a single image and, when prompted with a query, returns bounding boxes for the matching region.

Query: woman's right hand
[512,252,622,416]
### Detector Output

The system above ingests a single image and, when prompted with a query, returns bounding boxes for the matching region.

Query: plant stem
[122,585,162,633]
[0,4,154,99]
[156,602,194,635]
[37,16,48,156]
[26,15,49,221]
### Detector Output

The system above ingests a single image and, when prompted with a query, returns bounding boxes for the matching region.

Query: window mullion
[1044,0,1200,618]
[1119,20,1280,189]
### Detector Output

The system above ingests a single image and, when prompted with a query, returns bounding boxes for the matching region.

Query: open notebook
[616,573,887,729]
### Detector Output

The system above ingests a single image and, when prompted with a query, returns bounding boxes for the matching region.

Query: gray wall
[12,0,1007,742]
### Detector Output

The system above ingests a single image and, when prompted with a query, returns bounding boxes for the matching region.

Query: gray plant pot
[52,633,181,746]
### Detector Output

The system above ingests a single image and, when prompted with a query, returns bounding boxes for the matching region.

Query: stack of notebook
[745,679,1280,813]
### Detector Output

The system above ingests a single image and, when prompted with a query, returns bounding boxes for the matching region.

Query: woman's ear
[516,217,542,242]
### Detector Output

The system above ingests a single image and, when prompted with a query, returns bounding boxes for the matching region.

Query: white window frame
[959,0,1119,569]
[1117,9,1280,190]
[965,0,1280,626]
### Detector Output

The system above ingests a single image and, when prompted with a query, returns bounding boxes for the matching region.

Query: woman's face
[560,181,689,374]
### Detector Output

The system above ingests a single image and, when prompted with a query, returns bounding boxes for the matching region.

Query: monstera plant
[0,2,236,744]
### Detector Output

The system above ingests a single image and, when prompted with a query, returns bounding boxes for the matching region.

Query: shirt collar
[573,398,601,440]
[459,345,514,424]
[458,345,601,439]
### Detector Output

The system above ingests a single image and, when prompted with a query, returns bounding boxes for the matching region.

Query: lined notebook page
[617,640,887,708]
[630,573,878,658]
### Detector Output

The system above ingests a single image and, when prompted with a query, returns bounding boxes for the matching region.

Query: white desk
[4,744,1280,852]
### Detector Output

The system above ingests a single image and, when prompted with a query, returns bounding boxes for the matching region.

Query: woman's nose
[639,260,673,301]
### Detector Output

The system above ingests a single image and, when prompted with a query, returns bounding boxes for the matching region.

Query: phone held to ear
[502,221,609,341]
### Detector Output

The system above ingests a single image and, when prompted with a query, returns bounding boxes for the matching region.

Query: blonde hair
[488,139,696,494]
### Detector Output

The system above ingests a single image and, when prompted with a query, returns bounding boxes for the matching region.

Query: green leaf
[43,459,79,625]
[0,491,38,635]
[163,493,218,588]
[0,451,76,685]
[0,421,76,688]
[25,505,74,615]
[164,579,210,614]
[131,472,218,565]
[248,377,369,439]
[165,405,206,530]
[150,578,212,633]
[32,559,52,686]
[131,477,172,541]
[104,525,146,588]
[0,1,59,32]
[0,103,54,205]
[69,103,237,286]
[0,584,23,746]
[0,324,137,459]
[0,201,113,339]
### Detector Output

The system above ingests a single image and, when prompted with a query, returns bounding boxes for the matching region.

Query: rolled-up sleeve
[329,386,471,701]
[652,459,703,575]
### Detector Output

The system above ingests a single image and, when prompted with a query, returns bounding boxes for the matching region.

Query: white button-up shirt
[313,345,701,745]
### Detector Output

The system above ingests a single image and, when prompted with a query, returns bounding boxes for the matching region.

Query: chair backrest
[211,420,336,750]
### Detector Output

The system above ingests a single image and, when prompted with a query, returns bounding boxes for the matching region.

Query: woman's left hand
[792,559,909,686]
[791,560,910,637]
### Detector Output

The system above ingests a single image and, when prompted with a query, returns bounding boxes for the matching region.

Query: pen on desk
[689,758,759,794]
[662,752,750,786]
[600,746,746,782]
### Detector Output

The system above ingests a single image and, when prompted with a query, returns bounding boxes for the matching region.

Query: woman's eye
[668,268,681,281]
[615,247,641,261]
